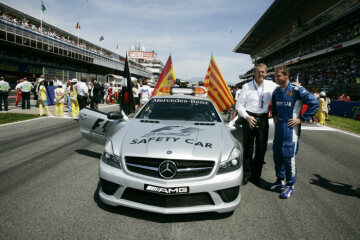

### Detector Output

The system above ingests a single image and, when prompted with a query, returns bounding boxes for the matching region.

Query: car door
[79,108,129,145]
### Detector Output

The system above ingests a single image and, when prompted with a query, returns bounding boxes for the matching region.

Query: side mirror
[107,111,124,120]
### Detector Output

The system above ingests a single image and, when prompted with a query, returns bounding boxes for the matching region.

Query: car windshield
[136,98,222,122]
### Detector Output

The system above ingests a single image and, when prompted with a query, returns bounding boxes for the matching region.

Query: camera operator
[235,63,277,185]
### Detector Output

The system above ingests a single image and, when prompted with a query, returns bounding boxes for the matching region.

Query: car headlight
[217,147,241,174]
[103,140,122,169]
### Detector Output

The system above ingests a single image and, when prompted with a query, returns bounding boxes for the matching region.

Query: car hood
[112,121,232,161]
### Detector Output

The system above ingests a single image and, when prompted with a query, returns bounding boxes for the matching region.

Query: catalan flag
[75,22,80,29]
[41,1,46,12]
[204,56,234,112]
[152,56,176,96]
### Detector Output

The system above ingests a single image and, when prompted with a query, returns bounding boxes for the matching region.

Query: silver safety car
[79,88,243,214]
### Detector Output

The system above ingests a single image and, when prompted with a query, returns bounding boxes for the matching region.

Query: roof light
[159,86,171,93]
[172,88,194,95]
[159,86,195,95]
[194,87,206,95]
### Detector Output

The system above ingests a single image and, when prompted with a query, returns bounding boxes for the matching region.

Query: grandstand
[234,0,360,100]
[0,2,152,87]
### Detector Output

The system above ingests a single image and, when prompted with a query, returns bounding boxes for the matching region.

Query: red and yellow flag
[204,56,234,111]
[152,56,176,96]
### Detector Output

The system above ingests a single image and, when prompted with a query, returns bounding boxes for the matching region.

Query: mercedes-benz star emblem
[158,160,177,179]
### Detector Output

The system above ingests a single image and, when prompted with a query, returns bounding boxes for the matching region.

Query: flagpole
[40,9,43,33]
[77,28,79,47]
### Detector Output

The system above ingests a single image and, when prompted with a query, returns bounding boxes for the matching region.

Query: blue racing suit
[272,83,319,185]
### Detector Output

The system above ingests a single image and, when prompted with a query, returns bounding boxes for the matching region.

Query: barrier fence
[330,100,360,120]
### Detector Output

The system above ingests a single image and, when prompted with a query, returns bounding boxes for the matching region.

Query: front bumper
[98,156,243,214]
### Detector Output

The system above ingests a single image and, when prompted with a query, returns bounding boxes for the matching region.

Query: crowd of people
[290,54,359,87]
[0,75,158,117]
[265,15,360,67]
[0,11,112,58]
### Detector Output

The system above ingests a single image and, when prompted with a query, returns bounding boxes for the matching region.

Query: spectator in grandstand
[236,63,277,185]
[90,77,101,111]
[37,79,51,116]
[76,77,88,110]
[0,76,10,111]
[269,66,319,199]
[54,82,65,117]
[18,77,34,109]
[68,79,79,118]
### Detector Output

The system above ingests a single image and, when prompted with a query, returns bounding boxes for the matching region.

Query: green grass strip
[327,115,360,135]
[0,113,40,125]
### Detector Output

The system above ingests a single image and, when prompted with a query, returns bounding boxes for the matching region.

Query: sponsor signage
[128,51,156,60]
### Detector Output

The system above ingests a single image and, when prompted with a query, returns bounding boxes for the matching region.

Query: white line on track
[301,124,360,138]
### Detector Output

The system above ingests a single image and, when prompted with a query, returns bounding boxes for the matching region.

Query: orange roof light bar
[159,86,171,93]
[194,87,206,95]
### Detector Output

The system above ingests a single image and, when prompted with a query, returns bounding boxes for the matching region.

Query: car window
[136,98,222,122]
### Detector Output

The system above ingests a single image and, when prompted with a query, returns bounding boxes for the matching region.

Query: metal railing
[0,20,152,78]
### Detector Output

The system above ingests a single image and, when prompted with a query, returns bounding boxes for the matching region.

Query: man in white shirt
[76,77,88,110]
[18,77,34,109]
[139,80,153,107]
[235,63,277,185]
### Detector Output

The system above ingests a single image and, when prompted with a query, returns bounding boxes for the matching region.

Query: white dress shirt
[235,79,278,118]
[76,81,88,97]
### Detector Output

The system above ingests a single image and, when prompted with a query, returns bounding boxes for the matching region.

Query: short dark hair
[275,66,290,76]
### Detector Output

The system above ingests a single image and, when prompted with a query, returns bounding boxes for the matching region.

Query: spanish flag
[204,56,234,111]
[152,56,176,96]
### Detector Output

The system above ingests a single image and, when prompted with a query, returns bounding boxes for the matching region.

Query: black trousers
[21,92,31,109]
[0,91,8,111]
[242,112,269,180]
[77,95,87,110]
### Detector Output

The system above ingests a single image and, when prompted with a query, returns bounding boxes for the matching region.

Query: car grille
[121,188,215,208]
[125,156,215,179]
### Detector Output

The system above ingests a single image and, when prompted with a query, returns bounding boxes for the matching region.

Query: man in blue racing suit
[268,66,319,199]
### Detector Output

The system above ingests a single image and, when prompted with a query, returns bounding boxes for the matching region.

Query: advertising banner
[330,100,360,120]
